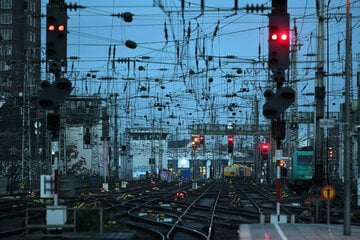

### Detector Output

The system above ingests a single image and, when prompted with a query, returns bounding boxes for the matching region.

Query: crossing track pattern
[1,179,360,239]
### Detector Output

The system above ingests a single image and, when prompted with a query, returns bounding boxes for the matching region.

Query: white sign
[275,150,282,161]
[40,175,54,198]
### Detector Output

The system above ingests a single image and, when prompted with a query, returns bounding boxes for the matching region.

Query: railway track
[114,180,269,239]
[1,178,360,239]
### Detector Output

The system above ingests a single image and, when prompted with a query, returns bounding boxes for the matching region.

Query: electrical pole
[313,0,326,188]
[113,94,119,180]
[289,19,299,155]
[101,107,110,187]
[21,56,32,189]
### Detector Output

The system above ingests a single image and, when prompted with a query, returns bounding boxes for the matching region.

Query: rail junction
[0,178,359,239]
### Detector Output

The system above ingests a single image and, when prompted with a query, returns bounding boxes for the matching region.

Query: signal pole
[38,1,71,229]
[263,0,292,223]
[263,1,293,147]
[263,1,294,122]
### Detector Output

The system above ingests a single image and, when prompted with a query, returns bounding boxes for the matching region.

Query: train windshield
[298,155,313,165]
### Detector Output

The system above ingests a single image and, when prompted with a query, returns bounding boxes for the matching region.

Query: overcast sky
[41,0,360,142]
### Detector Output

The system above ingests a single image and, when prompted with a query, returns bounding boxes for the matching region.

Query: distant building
[167,139,232,179]
[167,139,190,172]
[0,1,42,180]
[124,128,169,179]
[63,96,104,176]
[0,0,41,98]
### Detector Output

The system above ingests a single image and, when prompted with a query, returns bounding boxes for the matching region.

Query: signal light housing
[47,112,60,131]
[228,135,234,153]
[228,135,234,144]
[261,143,269,152]
[260,143,269,161]
[272,120,286,140]
[199,135,205,145]
[191,135,199,146]
[263,87,295,120]
[38,78,72,110]
[328,148,334,158]
[268,13,290,70]
[46,4,67,75]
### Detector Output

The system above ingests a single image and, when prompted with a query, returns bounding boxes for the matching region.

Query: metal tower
[288,19,300,154]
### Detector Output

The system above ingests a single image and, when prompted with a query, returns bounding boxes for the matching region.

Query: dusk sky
[41,0,360,142]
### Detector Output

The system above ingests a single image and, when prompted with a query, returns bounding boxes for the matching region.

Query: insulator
[125,40,137,49]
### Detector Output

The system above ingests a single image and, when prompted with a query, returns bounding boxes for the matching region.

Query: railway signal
[260,143,269,161]
[279,160,285,167]
[38,78,72,110]
[46,3,67,75]
[261,143,269,152]
[268,13,290,70]
[199,135,205,145]
[272,120,286,141]
[47,112,60,131]
[191,135,199,146]
[175,191,187,200]
[261,154,268,161]
[263,87,295,120]
[191,135,200,151]
[228,135,234,153]
[84,127,91,145]
[328,147,334,159]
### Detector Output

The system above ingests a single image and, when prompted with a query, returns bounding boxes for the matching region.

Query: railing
[188,123,270,135]
[25,207,103,239]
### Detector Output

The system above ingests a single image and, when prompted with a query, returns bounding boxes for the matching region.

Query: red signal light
[228,135,234,144]
[58,24,65,32]
[175,191,186,199]
[270,33,288,41]
[48,24,65,32]
[48,24,55,31]
[268,13,290,70]
[280,33,288,41]
[261,143,269,152]
[199,135,205,144]
[271,33,278,41]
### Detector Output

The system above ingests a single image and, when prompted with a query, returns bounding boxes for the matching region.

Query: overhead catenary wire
[39,1,360,133]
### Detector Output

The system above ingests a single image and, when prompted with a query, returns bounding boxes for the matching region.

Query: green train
[288,150,314,190]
